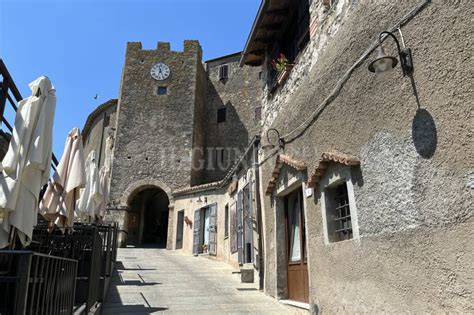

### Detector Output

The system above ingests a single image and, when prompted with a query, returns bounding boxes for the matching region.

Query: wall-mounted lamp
[368,31,414,76]
[261,128,285,150]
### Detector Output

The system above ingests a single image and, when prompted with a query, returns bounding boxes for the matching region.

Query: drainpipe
[253,138,265,290]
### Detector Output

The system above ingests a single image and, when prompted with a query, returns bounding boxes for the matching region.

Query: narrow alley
[102,248,305,315]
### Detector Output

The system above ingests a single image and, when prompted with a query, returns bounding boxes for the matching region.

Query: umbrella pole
[8,226,18,250]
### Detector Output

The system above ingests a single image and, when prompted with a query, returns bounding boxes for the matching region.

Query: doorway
[285,188,309,303]
[176,210,184,250]
[192,204,217,255]
[128,187,170,248]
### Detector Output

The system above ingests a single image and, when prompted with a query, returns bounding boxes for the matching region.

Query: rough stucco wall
[172,166,260,273]
[203,55,262,183]
[110,41,202,205]
[259,0,473,313]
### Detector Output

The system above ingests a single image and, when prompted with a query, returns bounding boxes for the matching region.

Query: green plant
[271,53,289,73]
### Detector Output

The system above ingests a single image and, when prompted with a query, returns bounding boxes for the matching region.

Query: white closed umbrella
[0,76,56,248]
[77,150,102,221]
[39,127,86,228]
[98,165,110,220]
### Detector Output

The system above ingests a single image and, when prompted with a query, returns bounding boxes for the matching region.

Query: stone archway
[121,178,174,207]
[121,179,174,248]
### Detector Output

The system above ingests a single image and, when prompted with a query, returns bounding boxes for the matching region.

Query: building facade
[81,0,473,312]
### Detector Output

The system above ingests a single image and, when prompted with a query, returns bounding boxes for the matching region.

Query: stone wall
[203,54,262,182]
[82,99,118,170]
[110,41,203,205]
[258,0,473,313]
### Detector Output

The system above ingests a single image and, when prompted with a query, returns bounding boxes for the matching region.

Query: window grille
[217,107,226,123]
[332,183,352,241]
[218,64,229,81]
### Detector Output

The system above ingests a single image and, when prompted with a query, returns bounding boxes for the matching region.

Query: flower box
[276,64,294,86]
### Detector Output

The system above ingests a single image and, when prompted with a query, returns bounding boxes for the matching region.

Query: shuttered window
[230,203,237,253]
[224,204,229,238]
[218,64,229,81]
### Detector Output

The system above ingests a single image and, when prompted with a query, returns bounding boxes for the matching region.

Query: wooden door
[286,189,309,303]
[192,209,201,255]
[243,185,253,263]
[208,204,217,256]
[176,211,184,250]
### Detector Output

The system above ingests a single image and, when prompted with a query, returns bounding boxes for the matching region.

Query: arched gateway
[121,179,174,248]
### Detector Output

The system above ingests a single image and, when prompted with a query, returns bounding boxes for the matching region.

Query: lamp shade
[368,45,398,73]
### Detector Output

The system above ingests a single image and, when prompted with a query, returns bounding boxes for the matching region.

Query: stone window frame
[319,165,360,245]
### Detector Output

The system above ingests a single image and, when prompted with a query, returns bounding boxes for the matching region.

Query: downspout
[253,138,265,290]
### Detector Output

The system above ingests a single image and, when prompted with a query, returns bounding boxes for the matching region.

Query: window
[268,0,310,85]
[319,164,359,244]
[157,86,167,95]
[218,64,229,81]
[217,107,226,123]
[254,106,262,121]
[326,182,352,242]
[224,204,229,238]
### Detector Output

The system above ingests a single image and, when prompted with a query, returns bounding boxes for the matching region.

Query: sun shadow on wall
[412,108,437,159]
[408,74,437,159]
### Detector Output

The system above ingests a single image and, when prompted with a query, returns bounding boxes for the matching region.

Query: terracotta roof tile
[265,155,307,196]
[173,180,224,196]
[307,150,360,188]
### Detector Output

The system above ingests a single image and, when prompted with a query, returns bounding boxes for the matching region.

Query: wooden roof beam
[265,8,289,16]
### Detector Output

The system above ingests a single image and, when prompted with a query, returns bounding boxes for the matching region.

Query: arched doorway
[127,187,170,248]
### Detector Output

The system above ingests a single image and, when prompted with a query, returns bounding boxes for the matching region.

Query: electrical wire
[280,0,431,144]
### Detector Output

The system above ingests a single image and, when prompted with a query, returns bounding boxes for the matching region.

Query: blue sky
[0,0,260,157]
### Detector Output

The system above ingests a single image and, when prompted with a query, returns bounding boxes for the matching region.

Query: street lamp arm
[379,31,403,59]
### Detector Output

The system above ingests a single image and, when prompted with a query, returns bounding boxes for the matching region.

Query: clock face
[151,63,170,81]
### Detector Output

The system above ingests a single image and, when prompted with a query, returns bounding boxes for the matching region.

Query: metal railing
[29,225,104,313]
[0,251,78,315]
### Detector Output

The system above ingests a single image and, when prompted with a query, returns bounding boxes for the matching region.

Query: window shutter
[193,209,201,255]
[219,64,229,81]
[230,203,238,253]
[237,191,244,264]
[208,204,218,255]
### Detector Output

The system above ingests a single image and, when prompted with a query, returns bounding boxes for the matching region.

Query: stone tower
[108,41,206,246]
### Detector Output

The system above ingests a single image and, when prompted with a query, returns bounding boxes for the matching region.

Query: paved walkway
[102,248,304,315]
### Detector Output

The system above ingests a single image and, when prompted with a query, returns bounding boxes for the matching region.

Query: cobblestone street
[102,248,305,314]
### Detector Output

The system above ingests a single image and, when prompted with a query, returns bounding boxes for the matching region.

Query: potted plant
[271,53,294,86]
[202,244,208,253]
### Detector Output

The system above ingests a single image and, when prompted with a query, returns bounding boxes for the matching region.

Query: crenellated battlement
[126,40,202,57]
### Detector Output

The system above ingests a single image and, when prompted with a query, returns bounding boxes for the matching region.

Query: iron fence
[0,250,77,315]
[29,225,103,313]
